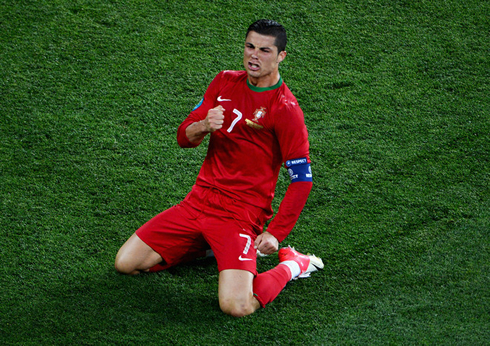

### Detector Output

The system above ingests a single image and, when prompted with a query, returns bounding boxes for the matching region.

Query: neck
[248,71,281,88]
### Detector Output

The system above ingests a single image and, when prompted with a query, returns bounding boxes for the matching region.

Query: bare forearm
[185,120,210,145]
[185,105,225,145]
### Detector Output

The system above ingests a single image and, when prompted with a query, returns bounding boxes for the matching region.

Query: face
[243,31,287,87]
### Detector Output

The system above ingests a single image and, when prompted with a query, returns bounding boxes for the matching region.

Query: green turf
[1,0,489,344]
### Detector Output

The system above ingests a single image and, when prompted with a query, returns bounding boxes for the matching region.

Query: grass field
[1,0,489,344]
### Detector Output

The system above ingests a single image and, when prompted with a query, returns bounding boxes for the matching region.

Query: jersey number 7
[227,109,243,133]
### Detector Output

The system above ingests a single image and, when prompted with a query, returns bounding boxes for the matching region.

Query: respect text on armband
[285,158,308,167]
[285,157,312,183]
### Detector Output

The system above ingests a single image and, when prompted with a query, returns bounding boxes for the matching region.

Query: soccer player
[115,19,323,317]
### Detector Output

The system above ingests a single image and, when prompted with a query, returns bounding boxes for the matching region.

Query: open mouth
[248,62,260,71]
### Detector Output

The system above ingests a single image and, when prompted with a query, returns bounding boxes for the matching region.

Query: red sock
[253,265,292,308]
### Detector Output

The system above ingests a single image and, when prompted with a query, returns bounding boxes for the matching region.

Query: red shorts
[136,185,268,274]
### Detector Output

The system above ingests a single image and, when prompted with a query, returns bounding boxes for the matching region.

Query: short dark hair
[246,19,287,53]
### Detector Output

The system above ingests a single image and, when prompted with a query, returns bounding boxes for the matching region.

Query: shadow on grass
[4,257,230,343]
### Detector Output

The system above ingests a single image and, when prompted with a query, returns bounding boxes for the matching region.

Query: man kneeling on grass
[115,19,323,317]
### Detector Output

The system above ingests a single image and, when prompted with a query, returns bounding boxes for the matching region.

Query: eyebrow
[246,42,273,52]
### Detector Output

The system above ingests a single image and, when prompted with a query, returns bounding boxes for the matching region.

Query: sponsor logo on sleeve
[192,98,204,111]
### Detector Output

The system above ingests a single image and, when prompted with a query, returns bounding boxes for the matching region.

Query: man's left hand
[254,231,279,255]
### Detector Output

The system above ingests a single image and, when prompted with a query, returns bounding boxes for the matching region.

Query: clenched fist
[254,231,279,255]
[204,105,225,133]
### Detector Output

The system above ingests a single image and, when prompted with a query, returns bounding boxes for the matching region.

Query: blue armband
[285,157,312,183]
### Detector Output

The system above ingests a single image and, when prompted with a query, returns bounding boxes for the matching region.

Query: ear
[277,50,287,64]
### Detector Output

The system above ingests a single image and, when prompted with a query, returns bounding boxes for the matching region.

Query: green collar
[247,77,283,92]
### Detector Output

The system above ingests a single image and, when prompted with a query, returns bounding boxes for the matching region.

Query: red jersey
[177,70,310,237]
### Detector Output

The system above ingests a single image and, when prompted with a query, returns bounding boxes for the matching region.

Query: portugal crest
[246,107,266,130]
[253,107,267,121]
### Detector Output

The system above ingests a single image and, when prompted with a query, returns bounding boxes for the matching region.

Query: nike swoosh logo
[238,255,253,261]
[217,96,231,102]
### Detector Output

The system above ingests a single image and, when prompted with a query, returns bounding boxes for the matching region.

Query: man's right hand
[185,105,226,145]
[203,105,225,133]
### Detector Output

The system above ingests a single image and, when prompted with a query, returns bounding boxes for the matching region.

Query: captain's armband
[285,157,312,183]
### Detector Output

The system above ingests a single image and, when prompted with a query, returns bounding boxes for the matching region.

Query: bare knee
[114,233,162,275]
[219,297,258,317]
[220,300,252,317]
[114,252,140,275]
[218,269,259,317]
